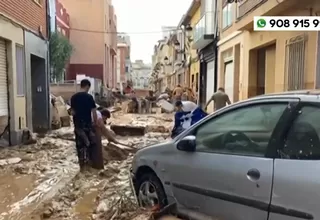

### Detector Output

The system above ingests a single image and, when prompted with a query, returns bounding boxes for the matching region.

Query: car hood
[137,139,172,154]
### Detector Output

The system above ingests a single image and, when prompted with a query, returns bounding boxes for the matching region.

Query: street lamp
[174,41,180,51]
[164,56,169,65]
[185,24,193,38]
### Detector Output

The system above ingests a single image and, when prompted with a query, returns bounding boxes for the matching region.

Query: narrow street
[0,112,173,220]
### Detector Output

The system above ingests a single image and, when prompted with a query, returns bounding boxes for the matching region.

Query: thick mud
[30,132,169,220]
[0,113,174,220]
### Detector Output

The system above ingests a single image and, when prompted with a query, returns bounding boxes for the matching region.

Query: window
[195,103,287,156]
[282,105,320,160]
[125,66,129,73]
[222,3,233,29]
[285,34,306,90]
[16,45,25,96]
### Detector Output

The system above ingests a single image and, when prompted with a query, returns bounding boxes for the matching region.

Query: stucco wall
[60,0,105,64]
[24,31,49,132]
[218,1,320,100]
[189,6,201,88]
[0,17,25,144]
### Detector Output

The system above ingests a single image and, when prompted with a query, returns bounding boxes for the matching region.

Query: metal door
[0,39,8,116]
[224,61,234,103]
[206,60,214,112]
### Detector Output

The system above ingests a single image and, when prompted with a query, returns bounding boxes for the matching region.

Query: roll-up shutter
[0,39,8,116]
[224,61,234,103]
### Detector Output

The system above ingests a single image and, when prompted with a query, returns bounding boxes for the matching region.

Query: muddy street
[0,113,172,220]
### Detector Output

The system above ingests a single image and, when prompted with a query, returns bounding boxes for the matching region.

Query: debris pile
[0,110,175,220]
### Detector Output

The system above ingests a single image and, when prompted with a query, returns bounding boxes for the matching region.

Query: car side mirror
[177,135,196,152]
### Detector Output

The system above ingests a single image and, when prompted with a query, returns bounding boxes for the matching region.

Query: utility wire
[69,27,180,34]
[68,10,218,34]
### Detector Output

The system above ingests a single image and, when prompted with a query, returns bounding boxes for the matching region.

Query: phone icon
[257,19,266,28]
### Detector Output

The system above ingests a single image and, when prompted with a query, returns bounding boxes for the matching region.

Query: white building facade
[131,60,151,89]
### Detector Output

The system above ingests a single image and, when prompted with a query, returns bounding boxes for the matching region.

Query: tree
[49,32,73,82]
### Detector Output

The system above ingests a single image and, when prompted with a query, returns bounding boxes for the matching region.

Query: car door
[271,102,320,220]
[168,99,298,220]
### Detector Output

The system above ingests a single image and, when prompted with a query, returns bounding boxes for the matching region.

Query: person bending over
[91,108,120,169]
[171,101,207,138]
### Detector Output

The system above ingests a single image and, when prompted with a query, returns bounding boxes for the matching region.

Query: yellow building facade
[0,17,27,145]
[218,0,320,101]
[189,6,201,89]
[179,0,201,91]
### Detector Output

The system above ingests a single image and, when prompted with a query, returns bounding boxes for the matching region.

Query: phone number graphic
[254,16,320,31]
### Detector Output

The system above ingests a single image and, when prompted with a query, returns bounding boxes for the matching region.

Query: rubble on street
[0,110,180,220]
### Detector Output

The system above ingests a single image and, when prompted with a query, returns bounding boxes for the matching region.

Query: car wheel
[137,173,167,209]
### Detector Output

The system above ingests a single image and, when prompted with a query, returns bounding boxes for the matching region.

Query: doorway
[199,61,207,107]
[248,43,276,97]
[31,54,46,132]
[257,48,266,95]
[224,61,234,103]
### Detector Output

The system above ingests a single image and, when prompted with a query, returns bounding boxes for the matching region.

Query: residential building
[0,0,50,144]
[217,0,320,101]
[131,60,151,90]
[151,38,175,92]
[178,0,201,102]
[117,35,131,89]
[56,0,70,38]
[162,26,176,39]
[117,34,132,85]
[60,0,117,88]
[170,29,187,88]
[55,0,70,80]
[191,0,218,112]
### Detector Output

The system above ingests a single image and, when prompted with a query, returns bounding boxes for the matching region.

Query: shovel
[111,140,135,149]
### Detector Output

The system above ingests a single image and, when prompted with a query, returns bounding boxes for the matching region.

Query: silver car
[130,91,320,220]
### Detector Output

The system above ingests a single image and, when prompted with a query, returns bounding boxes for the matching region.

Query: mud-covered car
[130,90,320,220]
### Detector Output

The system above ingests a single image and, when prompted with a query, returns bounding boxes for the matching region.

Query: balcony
[237,0,266,19]
[235,0,295,30]
[192,12,216,50]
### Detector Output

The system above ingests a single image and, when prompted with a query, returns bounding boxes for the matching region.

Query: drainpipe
[46,0,51,130]
[214,38,218,92]
[213,0,219,92]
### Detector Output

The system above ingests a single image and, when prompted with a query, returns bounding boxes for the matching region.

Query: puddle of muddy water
[0,173,36,214]
[73,185,101,219]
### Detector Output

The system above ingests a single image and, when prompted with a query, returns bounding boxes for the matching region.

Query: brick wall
[56,0,69,38]
[0,0,47,38]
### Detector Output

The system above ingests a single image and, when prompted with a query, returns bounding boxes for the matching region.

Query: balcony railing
[193,11,215,43]
[237,0,266,19]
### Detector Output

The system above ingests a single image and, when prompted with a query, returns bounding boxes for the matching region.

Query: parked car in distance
[130,90,320,220]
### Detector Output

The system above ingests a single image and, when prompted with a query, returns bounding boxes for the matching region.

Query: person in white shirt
[174,100,198,112]
[171,100,207,138]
